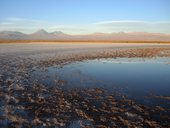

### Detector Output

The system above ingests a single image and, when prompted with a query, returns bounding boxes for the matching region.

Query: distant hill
[0,29,170,41]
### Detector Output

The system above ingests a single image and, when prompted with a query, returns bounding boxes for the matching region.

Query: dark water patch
[31,57,170,109]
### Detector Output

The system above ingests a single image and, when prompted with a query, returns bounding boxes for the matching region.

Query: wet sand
[0,43,170,127]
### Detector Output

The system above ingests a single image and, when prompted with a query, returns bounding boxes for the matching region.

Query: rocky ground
[0,43,170,127]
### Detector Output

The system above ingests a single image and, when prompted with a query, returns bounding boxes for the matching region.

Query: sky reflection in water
[33,57,170,108]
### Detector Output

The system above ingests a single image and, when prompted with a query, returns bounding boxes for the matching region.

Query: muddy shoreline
[0,43,170,127]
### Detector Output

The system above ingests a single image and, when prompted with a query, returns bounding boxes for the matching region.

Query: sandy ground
[1,43,170,57]
[1,42,169,69]
[1,43,170,67]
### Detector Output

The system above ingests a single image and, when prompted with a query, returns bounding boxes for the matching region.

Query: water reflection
[32,57,170,108]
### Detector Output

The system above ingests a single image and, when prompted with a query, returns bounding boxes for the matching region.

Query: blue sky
[0,0,170,34]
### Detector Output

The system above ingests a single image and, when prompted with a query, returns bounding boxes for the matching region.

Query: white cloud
[0,17,90,34]
[6,17,44,23]
[0,22,14,25]
[1,18,170,34]
[94,20,170,34]
[49,25,77,29]
[95,20,170,25]
[49,25,85,31]
[0,17,52,33]
[95,20,145,25]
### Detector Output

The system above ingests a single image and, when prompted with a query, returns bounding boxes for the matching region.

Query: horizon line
[1,29,170,36]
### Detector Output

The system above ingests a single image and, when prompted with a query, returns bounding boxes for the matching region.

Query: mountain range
[0,29,170,41]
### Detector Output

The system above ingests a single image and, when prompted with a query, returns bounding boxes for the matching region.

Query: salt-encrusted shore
[0,43,170,127]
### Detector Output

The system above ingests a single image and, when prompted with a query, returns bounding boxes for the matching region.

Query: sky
[0,0,170,34]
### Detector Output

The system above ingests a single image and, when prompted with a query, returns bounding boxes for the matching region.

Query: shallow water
[32,57,170,108]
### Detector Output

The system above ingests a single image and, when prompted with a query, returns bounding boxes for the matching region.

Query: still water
[33,57,170,108]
